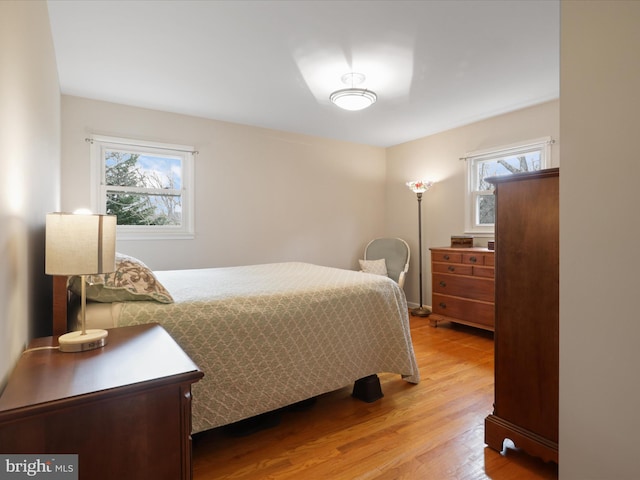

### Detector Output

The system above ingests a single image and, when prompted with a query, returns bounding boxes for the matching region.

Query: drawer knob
[470,256,477,263]
[439,302,447,309]
[448,266,455,272]
[439,281,447,287]
[444,254,450,260]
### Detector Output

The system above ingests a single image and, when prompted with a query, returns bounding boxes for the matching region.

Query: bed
[55,256,420,434]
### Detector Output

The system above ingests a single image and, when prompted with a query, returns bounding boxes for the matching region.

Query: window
[464,137,552,235]
[90,135,195,239]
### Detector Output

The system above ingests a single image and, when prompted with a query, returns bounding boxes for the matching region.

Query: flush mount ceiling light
[330,73,377,111]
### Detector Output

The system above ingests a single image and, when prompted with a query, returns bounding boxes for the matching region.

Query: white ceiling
[46,0,559,147]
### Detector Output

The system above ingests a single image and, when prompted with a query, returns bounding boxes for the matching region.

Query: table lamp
[45,212,117,352]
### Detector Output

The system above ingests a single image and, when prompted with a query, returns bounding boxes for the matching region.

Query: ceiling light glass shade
[406,180,434,194]
[330,88,377,111]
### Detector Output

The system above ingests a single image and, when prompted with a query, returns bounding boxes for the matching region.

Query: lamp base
[410,306,431,317]
[58,329,108,353]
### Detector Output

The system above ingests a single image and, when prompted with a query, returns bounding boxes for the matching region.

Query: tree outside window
[105,150,182,226]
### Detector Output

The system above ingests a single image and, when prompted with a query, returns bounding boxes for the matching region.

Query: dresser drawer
[431,251,463,264]
[433,262,494,278]
[473,266,495,278]
[432,294,494,328]
[432,262,473,276]
[433,273,494,302]
[463,253,488,265]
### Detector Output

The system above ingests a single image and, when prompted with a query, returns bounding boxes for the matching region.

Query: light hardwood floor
[192,317,558,479]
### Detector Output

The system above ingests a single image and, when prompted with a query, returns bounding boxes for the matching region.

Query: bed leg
[352,374,384,403]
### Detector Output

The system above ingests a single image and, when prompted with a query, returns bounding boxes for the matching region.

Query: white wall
[61,96,387,271]
[0,1,60,387]
[385,100,559,307]
[560,2,640,478]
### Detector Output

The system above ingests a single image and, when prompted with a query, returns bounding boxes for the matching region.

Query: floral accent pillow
[69,253,174,303]
[359,258,388,277]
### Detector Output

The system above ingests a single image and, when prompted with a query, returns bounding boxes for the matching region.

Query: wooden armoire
[484,168,559,463]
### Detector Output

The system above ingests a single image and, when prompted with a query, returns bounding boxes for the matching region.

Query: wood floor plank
[192,318,558,479]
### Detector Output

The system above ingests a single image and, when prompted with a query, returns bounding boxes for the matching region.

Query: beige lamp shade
[45,213,117,276]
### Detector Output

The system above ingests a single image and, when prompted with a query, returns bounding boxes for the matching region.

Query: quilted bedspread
[113,262,420,433]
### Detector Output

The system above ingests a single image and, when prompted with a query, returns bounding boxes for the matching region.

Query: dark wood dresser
[430,247,495,331]
[484,168,559,463]
[0,323,203,479]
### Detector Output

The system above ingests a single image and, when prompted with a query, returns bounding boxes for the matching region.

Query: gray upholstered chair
[363,237,410,288]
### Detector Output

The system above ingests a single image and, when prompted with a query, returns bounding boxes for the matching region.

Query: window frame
[90,135,195,240]
[464,137,552,236]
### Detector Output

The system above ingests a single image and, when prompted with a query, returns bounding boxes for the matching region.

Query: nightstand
[0,323,203,480]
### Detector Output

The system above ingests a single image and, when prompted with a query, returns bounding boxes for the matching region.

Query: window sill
[117,232,195,241]
[463,231,495,238]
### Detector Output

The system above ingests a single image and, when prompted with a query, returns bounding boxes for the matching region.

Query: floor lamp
[406,180,433,317]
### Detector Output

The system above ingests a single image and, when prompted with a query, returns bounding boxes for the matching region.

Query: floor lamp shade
[45,212,117,352]
[406,181,433,195]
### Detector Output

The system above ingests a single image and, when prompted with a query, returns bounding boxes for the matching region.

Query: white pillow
[359,258,388,276]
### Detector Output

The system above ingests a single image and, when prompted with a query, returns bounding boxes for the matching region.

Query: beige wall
[62,96,559,308]
[61,96,387,271]
[0,1,61,387]
[560,2,640,477]
[386,100,560,307]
